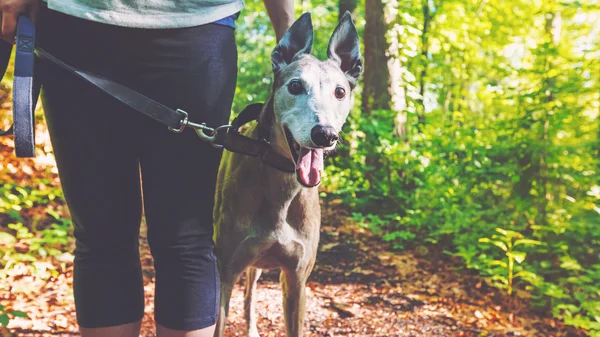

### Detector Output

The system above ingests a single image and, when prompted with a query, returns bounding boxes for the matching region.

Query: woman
[0,0,294,336]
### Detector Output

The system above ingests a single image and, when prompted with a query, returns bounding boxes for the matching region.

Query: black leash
[0,15,296,173]
[36,47,186,131]
[0,15,38,157]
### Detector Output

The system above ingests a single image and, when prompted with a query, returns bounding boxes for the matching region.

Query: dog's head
[269,12,362,188]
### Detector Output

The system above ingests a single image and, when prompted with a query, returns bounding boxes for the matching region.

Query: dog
[213,11,362,337]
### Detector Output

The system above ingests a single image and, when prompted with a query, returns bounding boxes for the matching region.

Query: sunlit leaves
[317,0,599,334]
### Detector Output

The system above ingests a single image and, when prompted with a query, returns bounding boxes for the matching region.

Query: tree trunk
[536,11,561,229]
[385,0,408,141]
[597,49,600,167]
[360,0,392,194]
[417,0,432,125]
[362,0,391,114]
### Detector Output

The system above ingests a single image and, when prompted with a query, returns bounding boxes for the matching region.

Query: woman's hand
[0,0,40,43]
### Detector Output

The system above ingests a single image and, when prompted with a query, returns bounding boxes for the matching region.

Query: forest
[0,0,599,336]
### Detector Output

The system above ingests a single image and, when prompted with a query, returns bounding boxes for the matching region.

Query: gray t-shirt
[44,0,244,28]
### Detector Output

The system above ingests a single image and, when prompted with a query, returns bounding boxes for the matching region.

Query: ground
[1,206,586,337]
[0,124,587,337]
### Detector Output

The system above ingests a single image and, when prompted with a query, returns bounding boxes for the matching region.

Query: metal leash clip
[168,109,231,149]
[193,124,232,149]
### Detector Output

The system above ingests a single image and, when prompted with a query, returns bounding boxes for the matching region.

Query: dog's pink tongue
[296,148,324,187]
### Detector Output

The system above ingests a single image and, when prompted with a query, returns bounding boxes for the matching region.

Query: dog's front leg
[280,269,309,337]
[215,235,273,337]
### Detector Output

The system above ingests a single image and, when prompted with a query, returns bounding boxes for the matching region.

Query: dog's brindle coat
[213,12,362,337]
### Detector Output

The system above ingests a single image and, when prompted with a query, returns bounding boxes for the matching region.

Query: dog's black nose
[311,125,339,147]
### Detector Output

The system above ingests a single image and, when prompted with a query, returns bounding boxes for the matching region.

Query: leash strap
[13,16,37,157]
[221,131,295,173]
[0,16,38,157]
[36,48,185,130]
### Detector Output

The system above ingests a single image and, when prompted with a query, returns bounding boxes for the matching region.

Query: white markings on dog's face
[273,56,352,149]
[270,12,363,153]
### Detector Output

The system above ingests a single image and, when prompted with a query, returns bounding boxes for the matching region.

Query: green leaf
[560,256,582,271]
[514,239,541,247]
[10,311,27,318]
[480,235,512,252]
[7,209,21,221]
[488,260,508,268]
[510,251,527,264]
[0,314,9,327]
[495,228,508,236]
[47,209,60,219]
[513,270,538,281]
[495,228,522,239]
[491,240,508,252]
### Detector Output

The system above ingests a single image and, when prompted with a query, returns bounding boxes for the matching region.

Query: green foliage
[0,179,72,322]
[0,181,72,270]
[478,228,541,296]
[0,182,62,215]
[0,304,28,328]
[319,0,600,334]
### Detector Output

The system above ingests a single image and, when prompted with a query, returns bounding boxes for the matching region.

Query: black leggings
[37,6,236,330]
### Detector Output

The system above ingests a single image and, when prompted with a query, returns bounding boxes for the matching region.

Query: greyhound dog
[213,12,362,337]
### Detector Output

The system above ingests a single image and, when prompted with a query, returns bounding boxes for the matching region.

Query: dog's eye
[335,87,346,100]
[288,80,304,95]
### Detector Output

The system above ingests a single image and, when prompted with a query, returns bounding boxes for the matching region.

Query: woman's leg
[38,7,145,336]
[42,80,145,337]
[125,24,237,336]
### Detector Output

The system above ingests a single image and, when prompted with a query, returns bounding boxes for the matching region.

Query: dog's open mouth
[284,127,324,188]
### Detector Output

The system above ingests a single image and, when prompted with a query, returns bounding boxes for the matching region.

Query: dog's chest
[252,225,309,270]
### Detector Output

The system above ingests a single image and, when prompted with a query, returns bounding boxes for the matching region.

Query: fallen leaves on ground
[1,207,587,337]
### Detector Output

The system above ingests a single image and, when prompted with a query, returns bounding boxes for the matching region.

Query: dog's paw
[247,327,261,337]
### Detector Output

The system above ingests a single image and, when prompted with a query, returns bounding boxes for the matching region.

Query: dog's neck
[257,92,293,165]
[255,93,307,209]
[257,94,274,140]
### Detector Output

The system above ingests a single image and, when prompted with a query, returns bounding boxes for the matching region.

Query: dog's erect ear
[272,13,313,75]
[327,11,363,88]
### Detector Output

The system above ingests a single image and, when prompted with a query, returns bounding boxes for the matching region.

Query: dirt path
[2,202,585,337]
